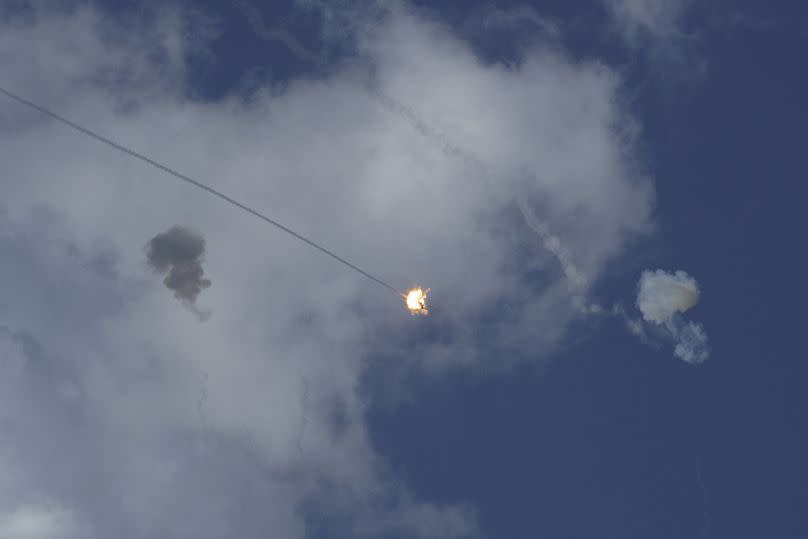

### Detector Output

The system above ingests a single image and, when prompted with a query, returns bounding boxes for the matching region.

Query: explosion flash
[404,287,429,316]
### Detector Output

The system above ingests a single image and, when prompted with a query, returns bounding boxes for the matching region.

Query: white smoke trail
[611,302,648,340]
[517,199,588,294]
[233,1,598,308]
[517,198,607,315]
[235,3,712,366]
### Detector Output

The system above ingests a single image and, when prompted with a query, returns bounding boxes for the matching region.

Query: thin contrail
[0,85,402,296]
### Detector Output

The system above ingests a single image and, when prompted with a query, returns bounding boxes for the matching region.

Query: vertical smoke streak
[696,457,712,539]
[296,374,310,453]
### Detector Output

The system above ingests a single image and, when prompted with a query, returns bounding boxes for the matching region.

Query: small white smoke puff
[637,269,699,323]
[636,270,709,364]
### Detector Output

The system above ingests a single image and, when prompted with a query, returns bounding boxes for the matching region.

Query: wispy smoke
[232,0,480,162]
[367,87,481,161]
[233,0,326,67]
[671,319,709,364]
[611,302,648,340]
[518,199,588,293]
[636,269,709,364]
[234,1,596,309]
[234,1,595,307]
[147,226,212,320]
[517,198,606,315]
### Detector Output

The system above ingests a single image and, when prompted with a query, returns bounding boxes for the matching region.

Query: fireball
[404,287,430,316]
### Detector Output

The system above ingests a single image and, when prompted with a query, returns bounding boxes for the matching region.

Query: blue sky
[0,1,805,538]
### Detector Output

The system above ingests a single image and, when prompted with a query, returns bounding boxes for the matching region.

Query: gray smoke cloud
[636,269,709,364]
[147,226,212,320]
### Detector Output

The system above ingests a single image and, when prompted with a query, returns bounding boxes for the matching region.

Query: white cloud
[0,2,654,537]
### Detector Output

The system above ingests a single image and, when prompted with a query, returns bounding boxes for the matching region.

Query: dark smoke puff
[162,260,211,303]
[147,226,211,316]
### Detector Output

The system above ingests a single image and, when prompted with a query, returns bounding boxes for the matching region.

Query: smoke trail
[517,199,588,294]
[231,1,481,163]
[296,374,310,453]
[0,85,402,297]
[235,5,711,364]
[365,86,481,162]
[232,0,326,67]
[147,225,212,320]
[231,4,597,304]
[611,302,648,340]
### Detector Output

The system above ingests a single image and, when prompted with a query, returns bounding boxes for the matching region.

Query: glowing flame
[404,287,429,316]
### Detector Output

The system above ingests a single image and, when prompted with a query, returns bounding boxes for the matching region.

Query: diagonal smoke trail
[231,0,482,164]
[517,198,588,293]
[232,0,326,67]
[232,2,591,298]
[0,85,403,296]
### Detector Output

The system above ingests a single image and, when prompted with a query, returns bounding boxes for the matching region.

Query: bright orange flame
[404,287,429,316]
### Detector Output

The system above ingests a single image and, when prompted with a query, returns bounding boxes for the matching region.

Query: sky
[0,1,805,538]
